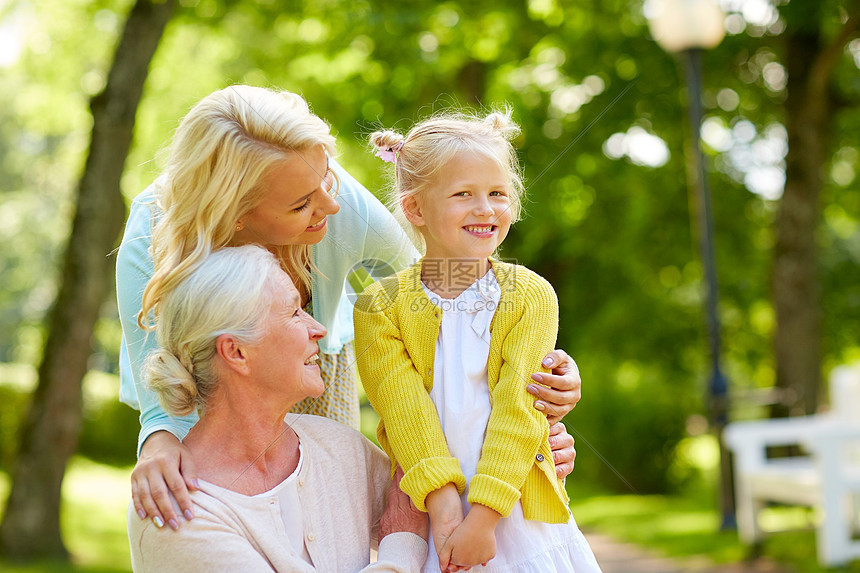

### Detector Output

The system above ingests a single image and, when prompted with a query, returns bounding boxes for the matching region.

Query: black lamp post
[646,0,736,530]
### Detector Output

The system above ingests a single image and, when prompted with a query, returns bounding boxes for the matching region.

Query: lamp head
[645,0,726,52]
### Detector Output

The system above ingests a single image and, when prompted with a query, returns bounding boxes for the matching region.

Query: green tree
[772,2,859,416]
[0,0,175,559]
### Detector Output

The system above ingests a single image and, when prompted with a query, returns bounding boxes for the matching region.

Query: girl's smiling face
[406,152,513,263]
[234,145,340,248]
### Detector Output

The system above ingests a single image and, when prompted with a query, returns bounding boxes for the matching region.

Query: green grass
[569,471,860,572]
[0,458,133,572]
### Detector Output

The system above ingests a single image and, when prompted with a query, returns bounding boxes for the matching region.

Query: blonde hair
[139,85,336,329]
[369,108,524,250]
[145,245,282,417]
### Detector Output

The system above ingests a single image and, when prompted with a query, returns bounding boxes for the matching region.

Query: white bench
[724,364,860,567]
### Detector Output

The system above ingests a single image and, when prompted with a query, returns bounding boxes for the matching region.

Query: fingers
[132,431,196,530]
[178,453,200,521]
[131,477,148,521]
[166,468,194,525]
[527,382,572,424]
[438,542,453,572]
[392,465,405,488]
[540,349,570,372]
[133,474,166,529]
[548,422,576,479]
[130,462,189,530]
[151,472,183,530]
[555,458,575,479]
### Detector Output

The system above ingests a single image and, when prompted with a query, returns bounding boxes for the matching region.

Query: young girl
[354,111,601,573]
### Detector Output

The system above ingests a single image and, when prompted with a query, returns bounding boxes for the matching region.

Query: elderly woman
[127,245,428,572]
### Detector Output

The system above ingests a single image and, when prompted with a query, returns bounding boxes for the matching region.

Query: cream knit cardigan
[127,414,427,572]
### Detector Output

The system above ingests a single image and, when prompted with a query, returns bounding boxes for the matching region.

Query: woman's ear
[216,334,251,376]
[402,194,425,227]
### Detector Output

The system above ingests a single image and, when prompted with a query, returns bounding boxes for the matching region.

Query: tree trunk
[0,0,175,560]
[771,8,857,417]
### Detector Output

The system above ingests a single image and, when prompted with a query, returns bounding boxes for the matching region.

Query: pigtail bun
[483,108,521,141]
[370,130,405,152]
[145,348,199,417]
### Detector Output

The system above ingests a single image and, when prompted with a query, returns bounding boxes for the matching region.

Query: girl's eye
[490,190,507,197]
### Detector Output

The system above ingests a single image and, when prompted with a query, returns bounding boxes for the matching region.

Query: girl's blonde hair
[369,108,524,250]
[139,85,336,329]
[145,245,281,417]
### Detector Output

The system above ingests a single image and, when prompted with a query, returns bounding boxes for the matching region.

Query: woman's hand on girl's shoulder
[527,349,581,424]
[131,431,199,531]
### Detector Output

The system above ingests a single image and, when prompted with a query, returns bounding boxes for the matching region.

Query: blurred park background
[0,0,858,570]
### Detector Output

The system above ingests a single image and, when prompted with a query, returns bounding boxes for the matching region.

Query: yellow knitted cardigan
[354,259,571,524]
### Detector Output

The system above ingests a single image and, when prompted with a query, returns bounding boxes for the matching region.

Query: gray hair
[144,245,282,416]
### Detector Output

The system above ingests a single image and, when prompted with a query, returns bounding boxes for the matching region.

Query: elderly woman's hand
[528,349,582,425]
[131,431,199,530]
[380,467,429,541]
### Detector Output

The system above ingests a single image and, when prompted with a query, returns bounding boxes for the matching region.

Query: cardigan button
[536,453,545,462]
[307,533,315,542]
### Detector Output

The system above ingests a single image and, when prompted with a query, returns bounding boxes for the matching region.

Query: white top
[254,441,312,565]
[420,271,602,573]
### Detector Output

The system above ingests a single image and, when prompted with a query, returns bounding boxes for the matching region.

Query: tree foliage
[0,0,858,507]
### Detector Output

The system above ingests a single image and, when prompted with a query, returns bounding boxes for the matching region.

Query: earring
[235,223,243,232]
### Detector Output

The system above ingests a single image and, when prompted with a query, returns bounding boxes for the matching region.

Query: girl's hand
[549,422,576,479]
[131,431,199,530]
[439,505,500,572]
[425,484,465,570]
[527,349,582,424]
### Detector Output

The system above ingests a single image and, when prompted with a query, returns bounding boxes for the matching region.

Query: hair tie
[375,141,403,164]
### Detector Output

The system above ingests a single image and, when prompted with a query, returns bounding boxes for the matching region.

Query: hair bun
[369,130,405,152]
[145,348,199,417]
[483,109,520,140]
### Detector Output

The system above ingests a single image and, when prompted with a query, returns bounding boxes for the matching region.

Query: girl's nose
[473,197,494,216]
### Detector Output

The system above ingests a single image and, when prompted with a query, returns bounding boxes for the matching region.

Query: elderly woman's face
[236,145,340,247]
[251,272,327,403]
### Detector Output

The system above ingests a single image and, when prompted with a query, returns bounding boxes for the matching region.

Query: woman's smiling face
[234,145,340,247]
[250,271,327,405]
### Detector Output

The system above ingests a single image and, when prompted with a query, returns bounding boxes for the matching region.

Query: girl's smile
[463,224,498,239]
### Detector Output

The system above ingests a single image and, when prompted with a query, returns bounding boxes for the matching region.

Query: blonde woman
[117,85,582,532]
[128,245,430,572]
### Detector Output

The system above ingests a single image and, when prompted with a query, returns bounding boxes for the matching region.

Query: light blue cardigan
[116,160,419,453]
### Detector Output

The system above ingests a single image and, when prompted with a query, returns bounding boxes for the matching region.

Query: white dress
[420,270,602,573]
